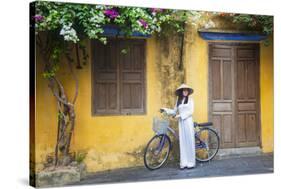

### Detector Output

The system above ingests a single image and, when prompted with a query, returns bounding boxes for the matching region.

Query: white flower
[60,23,79,43]
[90,13,105,24]
[60,28,65,35]
[95,5,105,9]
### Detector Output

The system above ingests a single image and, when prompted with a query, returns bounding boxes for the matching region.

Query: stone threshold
[215,147,264,160]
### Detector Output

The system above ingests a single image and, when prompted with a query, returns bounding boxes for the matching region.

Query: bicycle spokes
[195,132,209,160]
[152,137,166,157]
[144,135,171,170]
[195,128,219,162]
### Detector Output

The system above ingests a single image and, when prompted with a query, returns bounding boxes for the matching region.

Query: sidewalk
[73,153,273,186]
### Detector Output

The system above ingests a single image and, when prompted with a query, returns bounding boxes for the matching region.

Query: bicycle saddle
[194,122,213,127]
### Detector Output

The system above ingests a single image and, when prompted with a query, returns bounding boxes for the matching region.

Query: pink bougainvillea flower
[33,15,44,22]
[138,19,148,29]
[104,8,119,19]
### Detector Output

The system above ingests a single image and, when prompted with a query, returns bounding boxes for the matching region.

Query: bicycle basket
[152,117,169,135]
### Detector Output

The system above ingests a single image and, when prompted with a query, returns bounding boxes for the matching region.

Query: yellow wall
[184,26,209,123]
[260,36,274,152]
[35,37,161,172]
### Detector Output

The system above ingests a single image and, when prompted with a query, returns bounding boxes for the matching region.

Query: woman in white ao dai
[162,84,196,169]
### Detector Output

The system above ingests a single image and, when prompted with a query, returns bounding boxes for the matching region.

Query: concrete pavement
[71,153,273,186]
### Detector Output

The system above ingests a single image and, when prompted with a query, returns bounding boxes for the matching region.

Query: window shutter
[92,39,146,116]
[92,40,119,115]
[119,40,145,114]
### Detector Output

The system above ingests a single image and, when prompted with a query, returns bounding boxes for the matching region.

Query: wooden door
[209,43,260,148]
[209,44,235,148]
[236,45,260,147]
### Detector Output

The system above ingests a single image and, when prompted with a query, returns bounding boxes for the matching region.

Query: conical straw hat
[175,83,194,96]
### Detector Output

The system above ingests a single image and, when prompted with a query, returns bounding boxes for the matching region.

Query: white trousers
[178,117,196,168]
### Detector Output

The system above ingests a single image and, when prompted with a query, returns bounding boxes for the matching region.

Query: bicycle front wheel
[144,134,171,170]
[195,127,220,162]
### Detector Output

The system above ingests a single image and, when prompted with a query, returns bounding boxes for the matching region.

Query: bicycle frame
[195,132,208,149]
[155,124,209,152]
[155,111,212,153]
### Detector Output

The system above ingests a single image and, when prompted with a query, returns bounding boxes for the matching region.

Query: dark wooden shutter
[92,39,146,115]
[119,39,145,114]
[92,40,119,115]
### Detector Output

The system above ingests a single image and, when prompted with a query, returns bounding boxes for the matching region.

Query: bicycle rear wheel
[144,134,171,170]
[195,127,220,162]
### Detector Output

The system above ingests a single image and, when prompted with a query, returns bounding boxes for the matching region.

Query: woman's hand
[173,114,180,119]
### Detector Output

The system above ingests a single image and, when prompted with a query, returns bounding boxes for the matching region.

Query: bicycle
[144,110,220,170]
